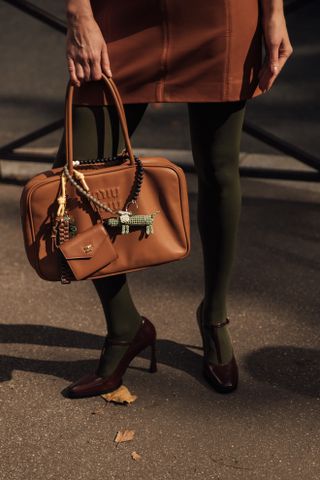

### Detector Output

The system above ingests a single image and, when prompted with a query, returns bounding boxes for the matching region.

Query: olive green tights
[54,99,246,373]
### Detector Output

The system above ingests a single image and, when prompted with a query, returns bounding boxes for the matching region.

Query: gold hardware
[83,244,93,254]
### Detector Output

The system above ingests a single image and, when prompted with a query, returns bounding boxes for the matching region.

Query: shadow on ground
[1,323,319,399]
[244,346,320,398]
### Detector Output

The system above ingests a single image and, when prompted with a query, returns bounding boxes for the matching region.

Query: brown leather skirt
[75,0,265,104]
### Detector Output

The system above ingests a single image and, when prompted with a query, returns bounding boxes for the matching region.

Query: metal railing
[1,0,319,182]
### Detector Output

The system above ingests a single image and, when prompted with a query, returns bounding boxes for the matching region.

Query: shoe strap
[103,317,145,346]
[104,337,132,346]
[203,317,230,364]
[204,317,230,329]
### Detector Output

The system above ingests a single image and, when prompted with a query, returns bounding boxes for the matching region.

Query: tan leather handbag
[20,75,191,282]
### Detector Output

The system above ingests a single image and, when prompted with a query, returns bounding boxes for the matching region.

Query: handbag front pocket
[58,223,118,280]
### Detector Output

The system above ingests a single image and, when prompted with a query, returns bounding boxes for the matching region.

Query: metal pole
[243,121,320,172]
[175,163,320,182]
[2,0,67,33]
[0,120,64,154]
[0,152,56,163]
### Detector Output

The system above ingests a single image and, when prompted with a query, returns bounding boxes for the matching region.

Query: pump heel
[64,316,157,398]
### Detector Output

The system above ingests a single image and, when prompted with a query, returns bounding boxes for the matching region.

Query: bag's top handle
[65,74,135,175]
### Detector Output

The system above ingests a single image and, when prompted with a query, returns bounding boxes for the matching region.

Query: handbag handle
[65,74,135,175]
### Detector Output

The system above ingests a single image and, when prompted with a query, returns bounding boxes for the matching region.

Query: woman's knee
[188,101,245,188]
[197,160,239,190]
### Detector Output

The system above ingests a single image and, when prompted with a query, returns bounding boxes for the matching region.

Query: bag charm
[61,157,161,237]
[49,172,78,284]
[106,209,160,235]
[51,171,77,247]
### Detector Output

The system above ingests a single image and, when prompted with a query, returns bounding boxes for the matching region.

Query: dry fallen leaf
[131,451,142,461]
[114,430,135,443]
[101,385,137,404]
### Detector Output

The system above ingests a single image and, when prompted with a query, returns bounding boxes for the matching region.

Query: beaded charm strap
[57,153,160,237]
[57,215,74,284]
[63,153,144,215]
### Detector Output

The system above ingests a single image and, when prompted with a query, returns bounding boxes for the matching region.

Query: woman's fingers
[75,62,85,84]
[258,58,268,80]
[258,38,293,92]
[268,42,280,76]
[259,14,293,93]
[67,56,80,87]
[72,54,104,84]
[66,20,112,84]
[67,45,112,86]
[101,43,112,77]
[78,55,91,82]
[259,62,279,91]
[258,53,278,91]
[89,59,103,81]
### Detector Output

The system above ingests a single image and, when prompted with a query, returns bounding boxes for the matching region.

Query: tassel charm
[73,169,90,191]
[53,171,78,244]
[56,172,67,217]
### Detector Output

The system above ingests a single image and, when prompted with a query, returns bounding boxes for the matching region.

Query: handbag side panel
[20,169,64,281]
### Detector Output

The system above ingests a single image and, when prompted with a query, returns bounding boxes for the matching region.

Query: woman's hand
[66,8,112,87]
[258,10,293,92]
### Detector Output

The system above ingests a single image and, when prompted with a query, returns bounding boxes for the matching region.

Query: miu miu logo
[83,244,93,254]
[92,186,121,210]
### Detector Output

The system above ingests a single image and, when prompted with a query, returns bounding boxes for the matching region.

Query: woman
[56,0,293,397]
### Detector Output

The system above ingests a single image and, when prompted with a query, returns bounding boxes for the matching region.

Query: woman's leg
[187,100,246,365]
[54,102,148,377]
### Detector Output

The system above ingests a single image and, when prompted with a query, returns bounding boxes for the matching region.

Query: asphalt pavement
[0,1,320,479]
[1,169,320,480]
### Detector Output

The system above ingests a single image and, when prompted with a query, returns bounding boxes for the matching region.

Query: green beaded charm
[106,210,160,235]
